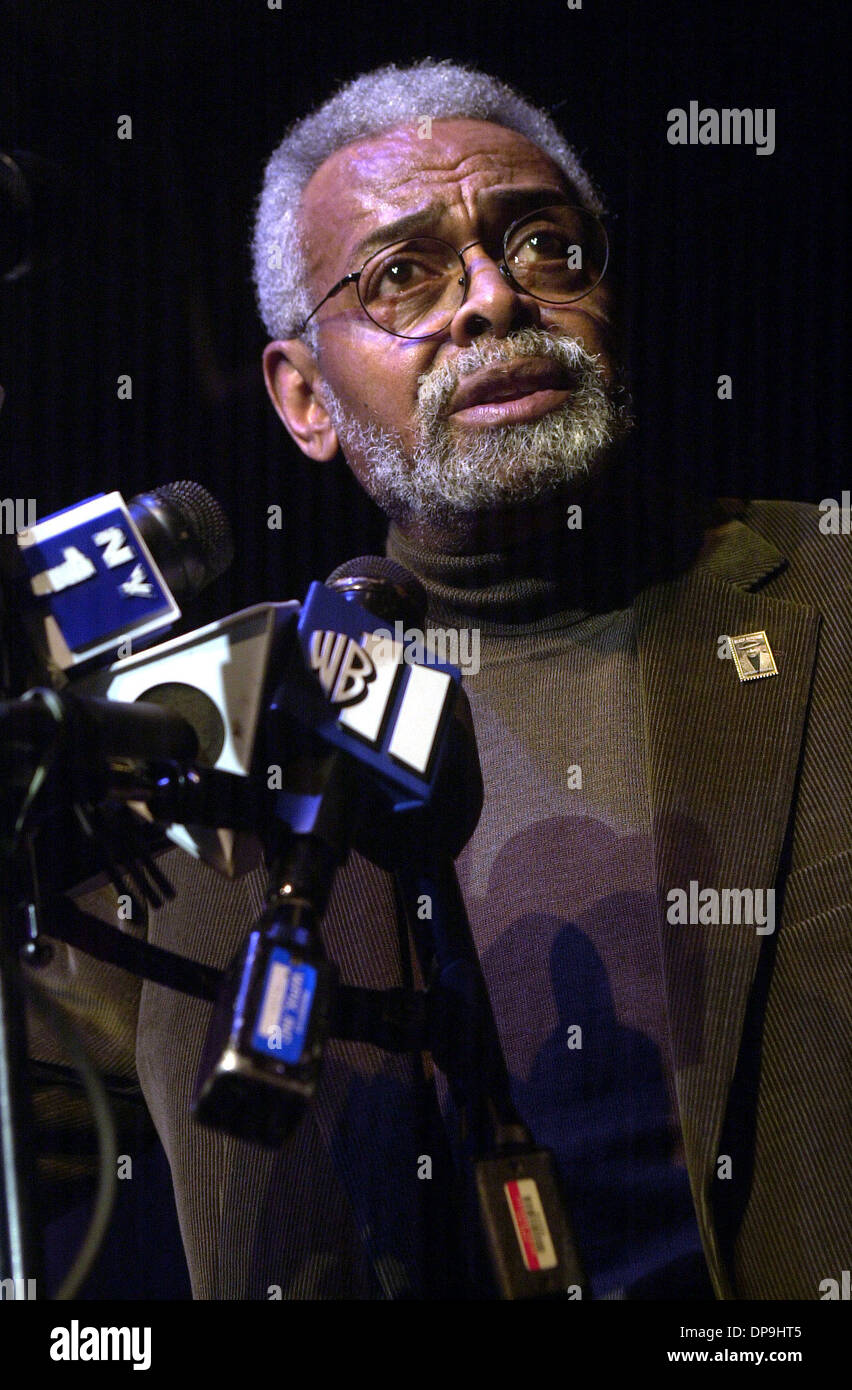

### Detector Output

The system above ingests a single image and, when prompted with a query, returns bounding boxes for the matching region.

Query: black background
[1,0,849,1299]
[1,0,849,625]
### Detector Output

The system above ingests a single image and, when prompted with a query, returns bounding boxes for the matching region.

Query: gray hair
[251,59,606,347]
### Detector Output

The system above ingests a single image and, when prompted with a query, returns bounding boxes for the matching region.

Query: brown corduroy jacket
[27,498,852,1299]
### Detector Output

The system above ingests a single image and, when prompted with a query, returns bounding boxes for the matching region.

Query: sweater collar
[385,496,786,628]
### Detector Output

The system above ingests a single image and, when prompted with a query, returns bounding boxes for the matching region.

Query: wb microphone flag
[292,581,459,801]
[15,491,180,671]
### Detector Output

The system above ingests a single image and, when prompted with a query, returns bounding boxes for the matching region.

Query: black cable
[10,688,65,855]
[29,1057,145,1102]
[24,977,117,1300]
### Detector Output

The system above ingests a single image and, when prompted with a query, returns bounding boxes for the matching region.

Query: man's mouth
[444,357,576,427]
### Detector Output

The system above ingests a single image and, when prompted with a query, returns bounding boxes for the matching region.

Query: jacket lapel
[634,514,820,1294]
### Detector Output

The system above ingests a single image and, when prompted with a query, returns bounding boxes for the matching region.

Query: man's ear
[262,339,339,462]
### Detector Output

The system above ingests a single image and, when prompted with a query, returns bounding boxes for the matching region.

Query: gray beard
[318,328,635,524]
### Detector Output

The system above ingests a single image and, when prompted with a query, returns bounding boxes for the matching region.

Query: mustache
[414,329,604,421]
[316,325,634,522]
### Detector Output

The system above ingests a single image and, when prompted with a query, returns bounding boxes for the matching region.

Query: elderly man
[29,60,851,1302]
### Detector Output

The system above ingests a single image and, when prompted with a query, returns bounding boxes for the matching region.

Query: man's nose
[449,245,542,346]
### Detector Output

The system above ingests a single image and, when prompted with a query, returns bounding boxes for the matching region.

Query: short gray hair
[251,59,606,346]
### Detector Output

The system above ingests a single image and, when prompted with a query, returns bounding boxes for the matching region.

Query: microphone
[284,558,459,825]
[0,150,68,282]
[127,481,234,606]
[0,691,198,781]
[305,550,480,856]
[190,558,478,1146]
[78,555,480,875]
[324,553,428,627]
[6,481,233,679]
[75,601,300,876]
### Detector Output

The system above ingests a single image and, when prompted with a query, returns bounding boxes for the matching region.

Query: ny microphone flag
[14,491,180,671]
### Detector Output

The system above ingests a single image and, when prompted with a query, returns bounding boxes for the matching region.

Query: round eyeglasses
[294,204,609,341]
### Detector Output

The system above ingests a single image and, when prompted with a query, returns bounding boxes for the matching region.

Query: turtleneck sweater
[386,517,714,1300]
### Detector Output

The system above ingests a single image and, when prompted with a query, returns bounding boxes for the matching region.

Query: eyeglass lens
[357,206,607,338]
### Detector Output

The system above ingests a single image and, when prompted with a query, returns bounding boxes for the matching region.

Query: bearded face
[320,326,633,523]
[265,118,630,540]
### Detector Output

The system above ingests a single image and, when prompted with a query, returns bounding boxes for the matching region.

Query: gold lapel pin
[730,630,778,682]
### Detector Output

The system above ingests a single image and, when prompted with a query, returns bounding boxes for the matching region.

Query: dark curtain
[1,0,847,1297]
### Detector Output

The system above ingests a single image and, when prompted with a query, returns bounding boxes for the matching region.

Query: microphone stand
[0,882,42,1295]
[0,690,192,1299]
[0,546,44,1289]
[0,706,52,1295]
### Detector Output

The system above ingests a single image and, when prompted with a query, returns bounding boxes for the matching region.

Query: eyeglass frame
[292,203,610,341]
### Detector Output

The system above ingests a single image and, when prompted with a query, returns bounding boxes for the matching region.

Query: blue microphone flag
[15,491,180,671]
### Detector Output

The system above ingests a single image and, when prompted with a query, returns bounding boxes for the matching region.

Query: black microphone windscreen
[325,554,427,629]
[150,481,234,582]
[130,481,234,603]
[0,150,68,282]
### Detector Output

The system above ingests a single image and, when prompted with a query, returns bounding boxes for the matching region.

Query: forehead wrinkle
[300,118,575,295]
[354,145,566,216]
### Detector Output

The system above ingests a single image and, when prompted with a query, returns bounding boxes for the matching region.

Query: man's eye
[371,257,432,298]
[514,230,572,261]
[380,259,417,287]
